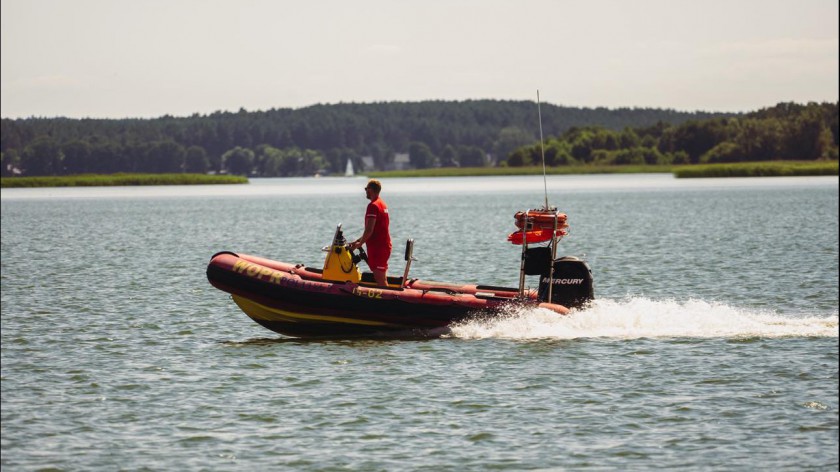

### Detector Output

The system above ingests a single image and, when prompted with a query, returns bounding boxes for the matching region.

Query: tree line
[2,101,836,177]
[504,102,838,167]
[1,100,730,177]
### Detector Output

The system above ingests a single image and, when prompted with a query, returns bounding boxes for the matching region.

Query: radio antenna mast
[537,90,549,209]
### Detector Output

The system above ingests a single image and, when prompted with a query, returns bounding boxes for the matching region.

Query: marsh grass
[674,161,838,178]
[1,173,248,188]
[368,161,838,178]
[368,165,675,178]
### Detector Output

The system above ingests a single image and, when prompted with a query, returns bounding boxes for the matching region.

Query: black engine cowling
[538,256,594,309]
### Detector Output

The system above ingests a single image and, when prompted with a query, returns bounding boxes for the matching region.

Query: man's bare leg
[372,268,388,287]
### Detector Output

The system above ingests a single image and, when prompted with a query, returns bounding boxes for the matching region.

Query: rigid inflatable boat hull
[207,251,570,337]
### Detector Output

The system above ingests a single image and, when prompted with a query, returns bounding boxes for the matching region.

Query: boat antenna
[537,90,549,210]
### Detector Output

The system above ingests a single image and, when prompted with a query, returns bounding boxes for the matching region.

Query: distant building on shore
[386,153,411,171]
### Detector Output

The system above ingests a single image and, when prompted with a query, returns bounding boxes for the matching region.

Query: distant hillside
[0,100,733,176]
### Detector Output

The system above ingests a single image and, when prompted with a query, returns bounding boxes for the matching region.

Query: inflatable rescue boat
[207,208,594,338]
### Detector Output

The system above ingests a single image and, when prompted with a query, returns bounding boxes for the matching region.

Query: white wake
[448,297,839,340]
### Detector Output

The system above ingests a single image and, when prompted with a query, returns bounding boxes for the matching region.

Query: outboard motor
[511,208,593,309]
[538,256,594,309]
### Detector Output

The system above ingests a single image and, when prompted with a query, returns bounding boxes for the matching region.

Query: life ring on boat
[514,211,568,230]
[507,228,567,245]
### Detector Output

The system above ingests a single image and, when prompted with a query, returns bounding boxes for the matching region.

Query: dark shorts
[366,245,391,272]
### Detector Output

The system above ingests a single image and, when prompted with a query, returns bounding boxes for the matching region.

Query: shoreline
[0,173,248,188]
[1,161,836,187]
[369,161,838,179]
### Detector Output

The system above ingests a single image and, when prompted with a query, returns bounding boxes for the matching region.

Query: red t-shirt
[365,197,392,250]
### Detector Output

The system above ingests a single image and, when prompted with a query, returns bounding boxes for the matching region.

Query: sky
[1,0,837,119]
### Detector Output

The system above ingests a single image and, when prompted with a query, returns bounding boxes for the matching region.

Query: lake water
[2,174,838,470]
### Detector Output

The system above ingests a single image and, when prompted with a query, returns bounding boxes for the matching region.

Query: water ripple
[2,177,838,470]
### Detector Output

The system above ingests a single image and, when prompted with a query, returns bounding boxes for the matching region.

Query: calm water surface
[2,174,838,470]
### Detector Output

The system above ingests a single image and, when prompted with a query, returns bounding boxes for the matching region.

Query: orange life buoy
[507,228,567,245]
[514,210,568,230]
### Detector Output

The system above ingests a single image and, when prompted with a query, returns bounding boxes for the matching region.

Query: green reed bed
[1,173,248,188]
[369,165,675,178]
[674,161,839,178]
[368,162,837,179]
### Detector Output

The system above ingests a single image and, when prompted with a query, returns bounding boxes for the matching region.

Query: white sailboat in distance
[345,158,355,177]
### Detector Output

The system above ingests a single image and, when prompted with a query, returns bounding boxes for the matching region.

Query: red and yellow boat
[207,211,593,338]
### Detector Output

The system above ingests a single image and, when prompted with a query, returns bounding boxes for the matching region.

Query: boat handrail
[402,239,416,288]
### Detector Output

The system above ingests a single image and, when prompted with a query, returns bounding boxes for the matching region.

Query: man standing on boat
[349,179,392,286]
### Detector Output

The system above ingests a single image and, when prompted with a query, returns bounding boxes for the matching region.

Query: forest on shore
[1,100,837,177]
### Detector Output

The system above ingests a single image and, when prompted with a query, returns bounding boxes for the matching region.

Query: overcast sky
[1,0,837,119]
